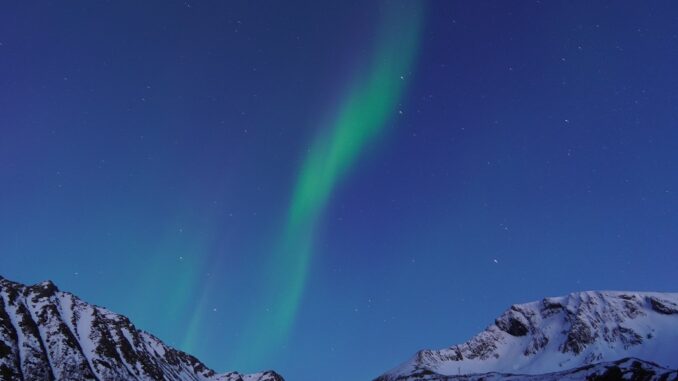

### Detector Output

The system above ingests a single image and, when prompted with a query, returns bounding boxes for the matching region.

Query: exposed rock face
[376,291,678,381]
[649,296,678,315]
[0,276,283,381]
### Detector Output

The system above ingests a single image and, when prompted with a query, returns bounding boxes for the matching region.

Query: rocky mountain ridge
[3,275,677,381]
[377,291,678,381]
[0,276,283,381]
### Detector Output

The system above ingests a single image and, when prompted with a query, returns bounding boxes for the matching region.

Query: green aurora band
[231,4,424,367]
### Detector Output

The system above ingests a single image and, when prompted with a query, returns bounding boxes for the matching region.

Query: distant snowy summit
[376,291,678,381]
[0,276,283,381]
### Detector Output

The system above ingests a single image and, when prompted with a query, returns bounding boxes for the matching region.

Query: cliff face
[0,276,283,381]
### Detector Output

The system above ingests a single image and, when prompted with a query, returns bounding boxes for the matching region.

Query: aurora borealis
[229,5,423,366]
[2,2,678,381]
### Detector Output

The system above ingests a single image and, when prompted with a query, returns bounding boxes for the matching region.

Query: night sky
[2,2,678,381]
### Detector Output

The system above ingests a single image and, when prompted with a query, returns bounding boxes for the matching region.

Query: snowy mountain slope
[376,358,678,381]
[213,371,284,381]
[0,276,283,381]
[377,291,678,381]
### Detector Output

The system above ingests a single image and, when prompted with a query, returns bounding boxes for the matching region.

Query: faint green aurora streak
[232,4,425,366]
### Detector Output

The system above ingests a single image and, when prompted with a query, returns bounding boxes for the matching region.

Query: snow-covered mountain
[376,357,678,381]
[0,276,283,381]
[376,291,678,381]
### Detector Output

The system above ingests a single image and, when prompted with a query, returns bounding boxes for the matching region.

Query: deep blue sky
[1,2,677,381]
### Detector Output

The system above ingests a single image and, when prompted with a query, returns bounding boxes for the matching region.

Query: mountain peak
[0,276,284,381]
[29,279,60,296]
[377,290,678,380]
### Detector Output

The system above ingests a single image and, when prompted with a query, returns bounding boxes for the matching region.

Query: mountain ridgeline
[376,291,678,381]
[1,275,677,381]
[0,276,283,381]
